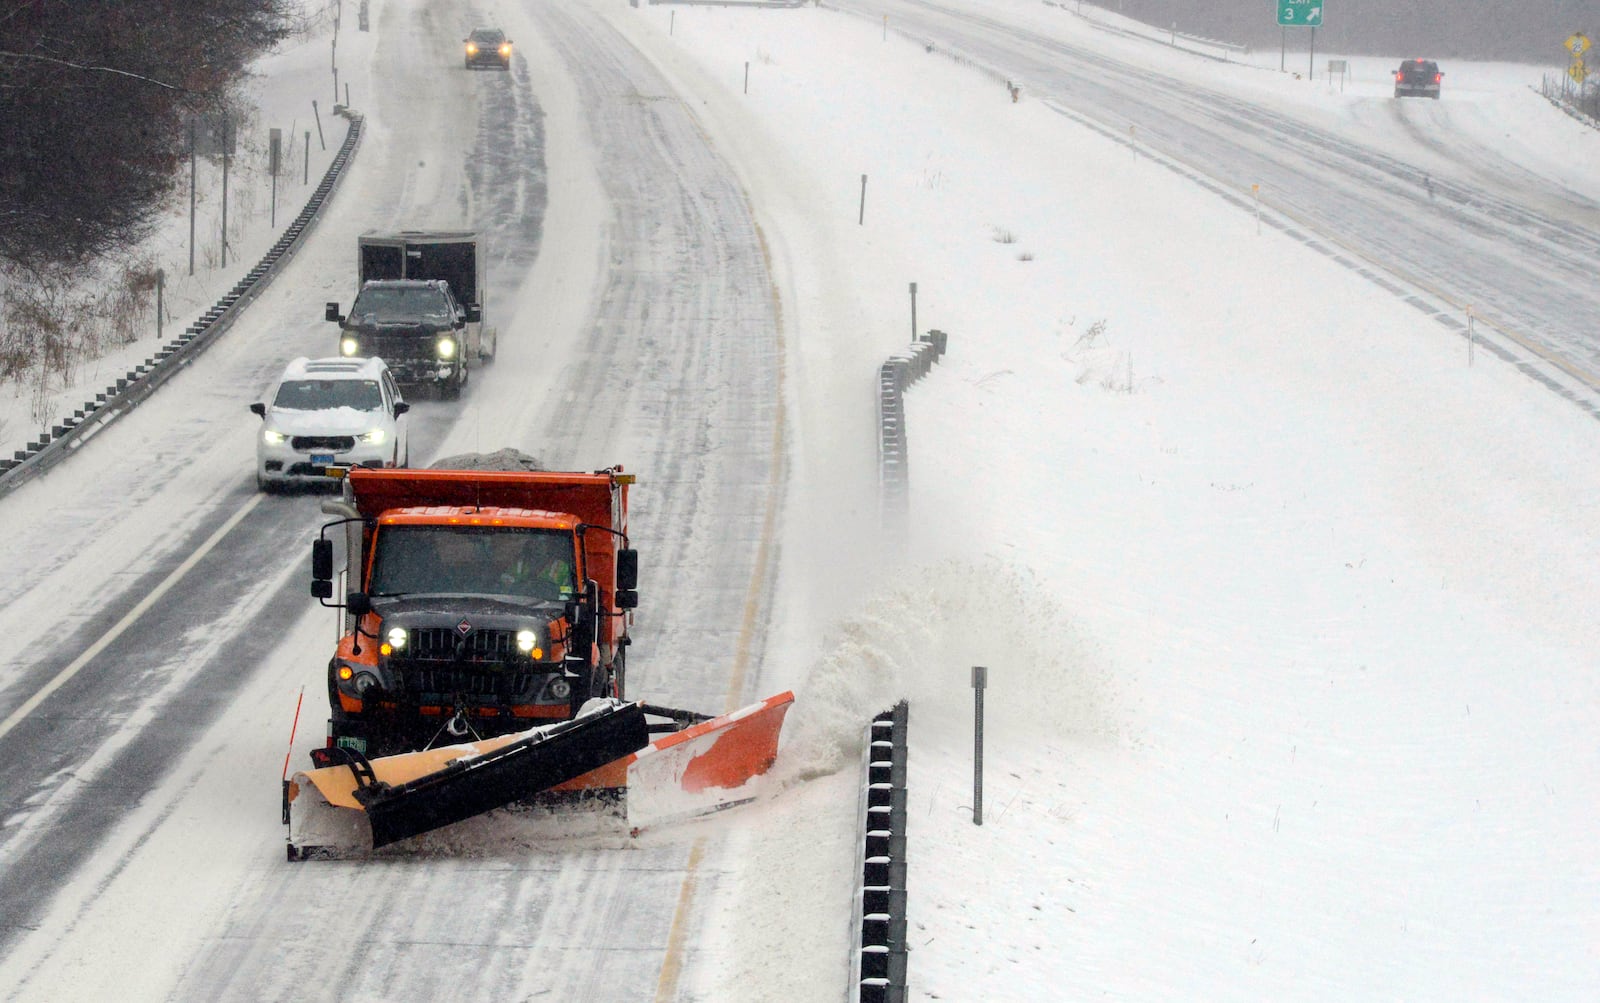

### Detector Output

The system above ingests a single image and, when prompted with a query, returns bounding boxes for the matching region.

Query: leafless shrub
[1074,318,1108,349]
[0,258,158,413]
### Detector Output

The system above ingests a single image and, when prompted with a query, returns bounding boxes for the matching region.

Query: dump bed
[347,467,624,524]
[345,466,630,607]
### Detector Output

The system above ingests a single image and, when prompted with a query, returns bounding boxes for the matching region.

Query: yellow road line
[655,838,707,1002]
[656,206,788,995]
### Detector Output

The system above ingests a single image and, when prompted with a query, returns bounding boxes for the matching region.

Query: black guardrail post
[853,701,909,1003]
[878,329,949,534]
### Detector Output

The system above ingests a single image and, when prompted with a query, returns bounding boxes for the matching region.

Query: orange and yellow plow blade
[285,692,794,858]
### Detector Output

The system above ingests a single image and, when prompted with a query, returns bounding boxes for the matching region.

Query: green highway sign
[1278,0,1324,27]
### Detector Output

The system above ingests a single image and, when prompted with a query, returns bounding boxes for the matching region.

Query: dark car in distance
[1394,59,1442,99]
[464,28,511,70]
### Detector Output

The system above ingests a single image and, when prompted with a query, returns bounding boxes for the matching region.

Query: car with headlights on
[327,278,475,399]
[250,357,410,491]
[464,28,511,70]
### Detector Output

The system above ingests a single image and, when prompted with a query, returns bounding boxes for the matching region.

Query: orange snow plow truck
[283,463,792,858]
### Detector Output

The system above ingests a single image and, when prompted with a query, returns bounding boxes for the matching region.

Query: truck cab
[311,466,637,758]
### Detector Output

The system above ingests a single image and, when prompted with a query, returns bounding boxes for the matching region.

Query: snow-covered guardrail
[0,110,365,499]
[851,701,910,1003]
[878,329,947,524]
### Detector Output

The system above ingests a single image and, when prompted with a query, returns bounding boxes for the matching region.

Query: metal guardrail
[1537,76,1600,130]
[851,701,910,1003]
[1045,0,1251,63]
[878,329,946,524]
[0,110,365,499]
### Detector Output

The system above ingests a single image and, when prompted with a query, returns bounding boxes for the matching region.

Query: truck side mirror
[394,401,410,417]
[616,548,638,591]
[311,538,334,585]
[466,304,482,324]
[249,402,266,418]
[616,589,638,610]
[346,592,372,617]
[325,302,344,324]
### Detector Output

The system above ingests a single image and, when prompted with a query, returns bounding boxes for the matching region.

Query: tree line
[0,0,300,272]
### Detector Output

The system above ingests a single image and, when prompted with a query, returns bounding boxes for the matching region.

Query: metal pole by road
[972,665,987,826]
[1308,27,1315,79]
[269,127,281,229]
[304,130,310,184]
[188,120,196,276]
[909,282,918,344]
[156,269,164,341]
[221,114,230,269]
[858,174,867,225]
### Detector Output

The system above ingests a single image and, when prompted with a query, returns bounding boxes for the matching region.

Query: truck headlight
[340,337,360,357]
[436,338,457,360]
[386,626,407,650]
[360,429,386,444]
[516,629,543,657]
[262,428,287,445]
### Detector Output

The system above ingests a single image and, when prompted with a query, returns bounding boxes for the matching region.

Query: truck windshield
[273,379,383,412]
[353,286,453,321]
[368,525,576,600]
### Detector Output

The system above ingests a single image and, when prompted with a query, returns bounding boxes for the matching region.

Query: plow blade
[288,701,649,856]
[627,691,794,829]
[285,692,795,857]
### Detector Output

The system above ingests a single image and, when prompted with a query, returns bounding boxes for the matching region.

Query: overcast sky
[1101,0,1593,62]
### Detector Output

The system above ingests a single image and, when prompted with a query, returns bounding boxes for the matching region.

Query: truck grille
[408,627,518,661]
[395,665,537,700]
[361,332,435,362]
[291,435,355,452]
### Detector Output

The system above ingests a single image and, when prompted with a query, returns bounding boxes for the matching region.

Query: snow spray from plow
[285,692,794,859]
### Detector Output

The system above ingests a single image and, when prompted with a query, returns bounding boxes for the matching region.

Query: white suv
[250,357,410,490]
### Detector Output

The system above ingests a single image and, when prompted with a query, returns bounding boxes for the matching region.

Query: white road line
[0,492,264,743]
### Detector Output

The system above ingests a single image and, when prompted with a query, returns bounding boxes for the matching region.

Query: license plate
[312,453,335,464]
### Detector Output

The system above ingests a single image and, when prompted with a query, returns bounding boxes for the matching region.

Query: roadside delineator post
[972,665,987,826]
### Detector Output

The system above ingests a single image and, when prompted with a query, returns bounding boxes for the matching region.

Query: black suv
[464,28,511,70]
[1394,59,1442,99]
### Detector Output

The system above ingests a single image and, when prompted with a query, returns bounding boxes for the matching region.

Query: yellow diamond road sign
[1567,33,1590,56]
[1570,59,1588,84]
